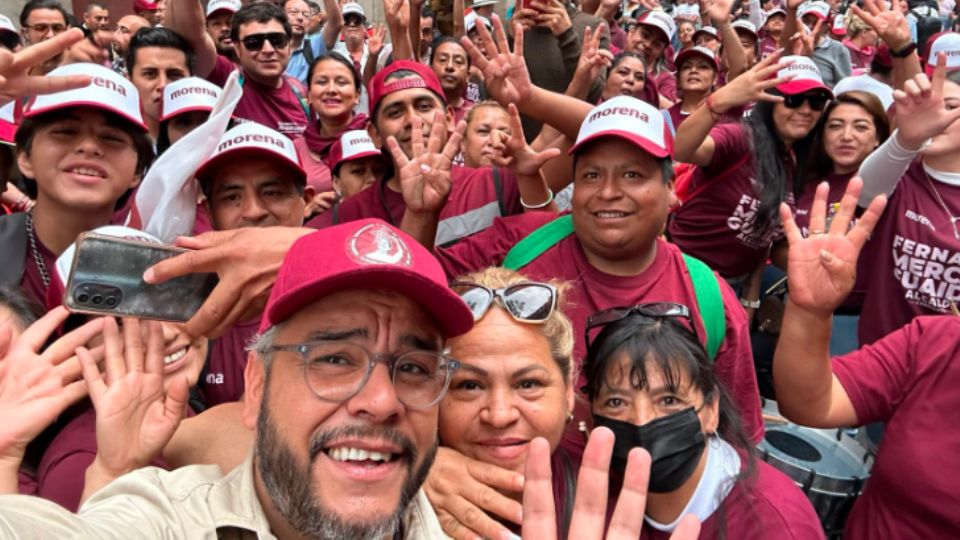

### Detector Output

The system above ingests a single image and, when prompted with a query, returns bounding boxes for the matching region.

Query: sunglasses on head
[450,282,557,324]
[241,32,289,51]
[585,302,696,350]
[782,92,830,110]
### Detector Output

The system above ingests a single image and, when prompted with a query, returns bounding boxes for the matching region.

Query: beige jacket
[0,453,445,539]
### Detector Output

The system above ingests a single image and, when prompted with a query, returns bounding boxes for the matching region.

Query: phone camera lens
[105,297,117,307]
[77,293,90,304]
[92,295,103,305]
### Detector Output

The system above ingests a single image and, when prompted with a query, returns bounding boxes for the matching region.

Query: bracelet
[705,94,722,122]
[891,42,917,58]
[740,297,760,309]
[521,188,554,209]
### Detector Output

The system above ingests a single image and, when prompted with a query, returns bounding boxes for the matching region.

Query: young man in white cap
[308,129,387,228]
[283,0,342,86]
[333,3,368,75]
[156,76,222,154]
[784,0,852,86]
[205,0,241,61]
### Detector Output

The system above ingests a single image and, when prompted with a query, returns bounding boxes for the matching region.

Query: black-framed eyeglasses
[241,32,289,51]
[24,23,67,35]
[450,282,557,323]
[344,16,365,27]
[585,303,696,350]
[782,92,830,110]
[267,340,460,409]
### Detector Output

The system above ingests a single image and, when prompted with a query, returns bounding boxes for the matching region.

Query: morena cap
[797,1,830,21]
[0,14,18,36]
[21,63,146,131]
[194,121,306,186]
[160,77,222,122]
[342,2,366,19]
[134,0,158,11]
[465,11,492,34]
[327,129,383,172]
[471,0,499,7]
[259,218,474,337]
[675,45,720,71]
[569,95,673,159]
[206,0,241,17]
[638,10,677,41]
[833,74,894,110]
[925,32,960,74]
[368,60,446,118]
[831,14,847,35]
[776,55,833,97]
[692,26,718,42]
[731,20,758,39]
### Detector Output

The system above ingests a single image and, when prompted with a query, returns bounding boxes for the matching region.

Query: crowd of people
[0,0,958,537]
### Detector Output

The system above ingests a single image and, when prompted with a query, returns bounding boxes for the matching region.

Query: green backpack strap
[502,215,575,270]
[681,254,725,363]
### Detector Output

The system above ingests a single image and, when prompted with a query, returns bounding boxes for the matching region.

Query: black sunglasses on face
[241,32,289,51]
[782,92,830,110]
[585,303,697,350]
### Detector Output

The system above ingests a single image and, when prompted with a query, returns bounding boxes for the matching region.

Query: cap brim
[777,79,833,98]
[195,146,306,186]
[676,49,718,70]
[333,149,384,171]
[638,21,670,42]
[206,7,237,17]
[266,266,474,338]
[23,100,147,131]
[569,130,670,159]
[160,104,214,122]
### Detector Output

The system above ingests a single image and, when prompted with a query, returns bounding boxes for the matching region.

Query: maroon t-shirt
[435,211,764,446]
[833,316,960,539]
[652,69,677,103]
[293,136,333,194]
[760,36,779,60]
[208,55,309,139]
[642,457,824,539]
[668,123,794,279]
[201,317,260,407]
[856,162,960,345]
[321,166,523,246]
[793,172,855,236]
[665,101,740,133]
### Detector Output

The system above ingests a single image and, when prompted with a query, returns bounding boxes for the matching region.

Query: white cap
[194,121,306,185]
[831,14,846,35]
[675,45,720,71]
[56,226,162,289]
[22,63,145,130]
[638,10,677,41]
[0,14,17,36]
[569,96,672,159]
[471,0,498,7]
[833,74,894,110]
[465,11,492,34]
[927,32,960,74]
[328,130,383,172]
[205,0,241,17]
[160,77,222,122]
[674,4,699,18]
[797,1,830,21]
[341,2,366,20]
[692,26,719,41]
[732,20,758,39]
[777,55,833,96]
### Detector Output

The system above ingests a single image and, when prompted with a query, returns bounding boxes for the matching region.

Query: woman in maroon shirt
[666,46,721,132]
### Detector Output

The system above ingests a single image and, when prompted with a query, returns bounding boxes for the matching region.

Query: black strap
[492,167,507,217]
[303,37,315,67]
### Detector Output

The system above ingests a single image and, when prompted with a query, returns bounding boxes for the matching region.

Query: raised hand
[780,177,888,317]
[386,112,466,216]
[533,0,573,36]
[0,308,103,469]
[892,54,960,149]
[522,428,702,539]
[851,0,911,51]
[573,25,613,87]
[461,15,534,106]
[789,20,819,57]
[0,28,92,106]
[367,23,388,58]
[490,104,562,176]
[699,0,734,25]
[711,50,794,111]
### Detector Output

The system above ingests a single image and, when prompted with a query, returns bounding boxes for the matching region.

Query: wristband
[520,188,554,209]
[739,298,760,309]
[891,42,917,58]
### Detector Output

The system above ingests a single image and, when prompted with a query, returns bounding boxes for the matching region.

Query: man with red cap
[134,0,160,26]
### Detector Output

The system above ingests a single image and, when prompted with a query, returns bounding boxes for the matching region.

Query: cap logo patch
[347,223,412,267]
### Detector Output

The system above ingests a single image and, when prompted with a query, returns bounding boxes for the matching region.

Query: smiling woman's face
[440,308,573,473]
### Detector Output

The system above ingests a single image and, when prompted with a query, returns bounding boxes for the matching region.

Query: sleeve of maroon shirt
[495,167,524,216]
[206,55,236,88]
[37,449,96,512]
[706,123,750,173]
[657,71,678,102]
[832,316,923,425]
[434,212,558,279]
[712,276,765,445]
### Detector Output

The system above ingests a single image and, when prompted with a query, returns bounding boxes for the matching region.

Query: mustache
[309,424,417,464]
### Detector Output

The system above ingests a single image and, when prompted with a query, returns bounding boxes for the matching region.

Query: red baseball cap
[367,60,446,117]
[776,55,833,97]
[259,219,473,337]
[134,0,158,11]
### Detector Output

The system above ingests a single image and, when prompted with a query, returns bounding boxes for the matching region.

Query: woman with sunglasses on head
[425,267,580,538]
[582,304,823,539]
[669,54,829,288]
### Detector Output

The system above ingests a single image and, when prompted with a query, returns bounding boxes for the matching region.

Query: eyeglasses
[24,23,67,35]
[450,282,557,324]
[344,17,365,27]
[241,32,289,51]
[267,340,460,409]
[782,92,830,110]
[585,303,696,349]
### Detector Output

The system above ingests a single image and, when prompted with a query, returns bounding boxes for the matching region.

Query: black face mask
[593,407,706,493]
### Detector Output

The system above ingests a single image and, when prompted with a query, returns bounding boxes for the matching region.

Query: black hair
[84,1,107,13]
[156,111,218,156]
[0,285,41,330]
[126,27,196,75]
[19,0,68,27]
[306,52,361,92]
[430,37,471,69]
[611,51,647,73]
[421,4,434,18]
[305,0,321,13]
[742,94,820,241]
[231,2,292,43]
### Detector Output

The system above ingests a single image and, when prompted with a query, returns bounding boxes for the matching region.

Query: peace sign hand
[0,28,92,106]
[780,177,888,317]
[490,104,562,176]
[573,25,614,85]
[461,15,534,107]
[386,112,466,216]
[851,0,912,51]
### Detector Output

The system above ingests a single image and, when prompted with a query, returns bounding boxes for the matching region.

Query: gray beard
[255,386,437,540]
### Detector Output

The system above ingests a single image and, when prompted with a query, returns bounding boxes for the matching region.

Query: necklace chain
[924,173,960,241]
[25,210,51,288]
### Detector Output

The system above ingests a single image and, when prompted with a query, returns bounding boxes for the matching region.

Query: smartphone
[64,232,218,322]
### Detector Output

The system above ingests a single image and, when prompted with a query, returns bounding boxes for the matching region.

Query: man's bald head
[113,15,150,54]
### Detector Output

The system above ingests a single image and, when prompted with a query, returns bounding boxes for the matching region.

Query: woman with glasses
[669,54,830,288]
[582,303,823,539]
[425,267,580,538]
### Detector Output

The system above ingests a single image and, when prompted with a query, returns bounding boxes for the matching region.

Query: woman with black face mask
[582,307,823,539]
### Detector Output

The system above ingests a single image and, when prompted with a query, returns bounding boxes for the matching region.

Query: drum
[758,400,874,538]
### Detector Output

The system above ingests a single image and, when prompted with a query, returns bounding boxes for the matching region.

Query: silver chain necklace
[924,173,960,241]
[24,210,51,288]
